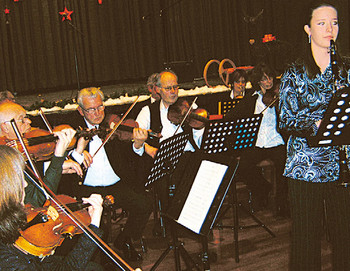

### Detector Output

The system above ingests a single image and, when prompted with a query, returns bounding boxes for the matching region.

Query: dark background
[1,0,349,95]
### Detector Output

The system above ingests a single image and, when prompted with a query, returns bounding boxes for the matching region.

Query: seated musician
[0,145,105,270]
[229,69,248,99]
[63,87,152,262]
[134,71,206,231]
[225,63,289,216]
[0,101,83,207]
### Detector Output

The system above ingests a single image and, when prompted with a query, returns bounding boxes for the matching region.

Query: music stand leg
[150,219,201,271]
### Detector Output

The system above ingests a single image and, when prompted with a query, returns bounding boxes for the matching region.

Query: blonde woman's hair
[0,145,26,244]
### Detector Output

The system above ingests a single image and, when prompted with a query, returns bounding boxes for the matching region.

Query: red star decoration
[98,0,103,4]
[262,34,276,43]
[59,7,73,21]
[4,8,10,14]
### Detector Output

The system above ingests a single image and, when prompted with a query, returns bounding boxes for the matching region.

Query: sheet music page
[177,160,228,234]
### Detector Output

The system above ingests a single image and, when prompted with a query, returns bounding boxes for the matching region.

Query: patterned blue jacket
[279,62,350,182]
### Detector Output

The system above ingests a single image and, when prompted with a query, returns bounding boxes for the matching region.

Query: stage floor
[101,200,332,271]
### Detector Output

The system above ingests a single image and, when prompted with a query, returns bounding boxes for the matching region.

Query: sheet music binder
[166,156,238,235]
[145,132,190,187]
[309,87,350,146]
[166,114,262,235]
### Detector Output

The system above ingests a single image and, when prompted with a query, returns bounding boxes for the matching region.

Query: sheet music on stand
[145,132,190,187]
[166,114,262,235]
[309,87,350,147]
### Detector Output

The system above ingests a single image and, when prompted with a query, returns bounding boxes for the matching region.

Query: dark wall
[0,0,349,95]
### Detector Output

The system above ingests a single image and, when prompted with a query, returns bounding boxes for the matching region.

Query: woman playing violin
[0,145,104,270]
[0,101,84,207]
[225,63,288,216]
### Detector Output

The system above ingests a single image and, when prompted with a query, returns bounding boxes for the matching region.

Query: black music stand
[145,132,190,188]
[308,87,350,186]
[146,132,201,271]
[201,114,275,263]
[308,87,350,147]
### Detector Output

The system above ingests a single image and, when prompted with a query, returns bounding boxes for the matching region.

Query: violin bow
[92,96,140,158]
[10,120,135,271]
[39,108,53,133]
[173,96,198,135]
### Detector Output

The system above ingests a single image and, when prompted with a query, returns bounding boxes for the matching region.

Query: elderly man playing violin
[134,70,206,236]
[0,101,84,207]
[62,87,152,263]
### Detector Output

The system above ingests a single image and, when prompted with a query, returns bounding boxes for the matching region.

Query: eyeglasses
[160,85,179,92]
[82,105,105,114]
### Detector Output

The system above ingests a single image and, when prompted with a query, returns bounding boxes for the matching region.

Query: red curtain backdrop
[0,0,349,94]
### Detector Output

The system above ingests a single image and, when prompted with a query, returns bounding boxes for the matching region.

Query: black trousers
[288,178,350,271]
[77,181,152,240]
[237,145,288,209]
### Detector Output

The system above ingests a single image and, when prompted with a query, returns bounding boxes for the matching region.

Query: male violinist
[134,70,205,234]
[0,101,83,207]
[64,87,152,262]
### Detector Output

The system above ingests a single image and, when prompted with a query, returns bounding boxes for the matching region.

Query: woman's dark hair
[249,63,276,90]
[300,1,344,79]
[230,69,248,84]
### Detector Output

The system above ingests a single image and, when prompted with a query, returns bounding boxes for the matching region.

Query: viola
[104,114,162,141]
[15,194,114,257]
[0,125,100,161]
[167,98,210,130]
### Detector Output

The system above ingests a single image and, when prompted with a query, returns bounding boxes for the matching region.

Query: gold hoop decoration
[203,59,220,88]
[219,58,236,87]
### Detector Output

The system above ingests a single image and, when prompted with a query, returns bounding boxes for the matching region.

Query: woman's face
[259,73,274,92]
[304,6,338,50]
[233,77,246,94]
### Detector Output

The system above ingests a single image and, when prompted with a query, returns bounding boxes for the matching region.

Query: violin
[9,119,135,270]
[104,114,162,141]
[0,124,100,161]
[262,80,281,110]
[15,194,114,257]
[167,98,210,130]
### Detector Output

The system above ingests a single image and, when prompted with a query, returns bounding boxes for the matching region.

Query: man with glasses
[65,87,152,263]
[134,70,205,235]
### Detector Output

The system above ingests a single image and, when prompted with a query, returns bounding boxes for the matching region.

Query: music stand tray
[309,87,350,147]
[201,114,262,155]
[145,132,190,188]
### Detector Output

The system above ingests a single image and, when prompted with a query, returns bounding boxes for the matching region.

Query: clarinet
[329,39,350,187]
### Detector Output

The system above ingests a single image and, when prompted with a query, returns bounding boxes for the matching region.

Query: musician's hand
[53,128,76,157]
[82,194,103,227]
[62,159,83,177]
[82,150,93,169]
[76,136,90,154]
[133,127,148,149]
[145,143,158,159]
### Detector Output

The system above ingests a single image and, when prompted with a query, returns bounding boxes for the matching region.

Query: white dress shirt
[71,120,120,187]
[254,92,284,148]
[135,100,204,154]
